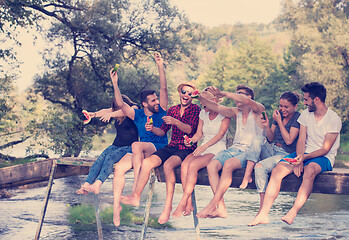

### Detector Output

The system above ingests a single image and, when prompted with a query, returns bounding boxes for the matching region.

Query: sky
[13,0,283,92]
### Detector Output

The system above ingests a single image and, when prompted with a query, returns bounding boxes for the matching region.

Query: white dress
[199,109,228,155]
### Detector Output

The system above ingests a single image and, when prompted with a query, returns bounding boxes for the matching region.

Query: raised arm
[154,52,168,111]
[110,69,135,120]
[198,91,237,119]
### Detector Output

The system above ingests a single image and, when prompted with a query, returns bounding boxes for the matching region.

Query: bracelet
[93,112,96,117]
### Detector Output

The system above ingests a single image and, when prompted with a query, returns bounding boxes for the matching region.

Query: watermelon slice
[191,90,200,98]
[283,157,297,163]
[183,135,193,146]
[112,63,120,73]
[147,116,153,125]
[82,110,91,125]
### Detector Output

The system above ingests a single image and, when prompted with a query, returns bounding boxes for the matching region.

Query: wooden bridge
[1,157,349,240]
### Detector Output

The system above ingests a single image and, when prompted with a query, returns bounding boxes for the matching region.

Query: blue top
[272,111,301,153]
[134,107,168,150]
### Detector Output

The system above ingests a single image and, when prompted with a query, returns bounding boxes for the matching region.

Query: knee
[303,167,318,181]
[131,142,142,153]
[255,163,262,169]
[163,161,175,173]
[270,167,285,181]
[207,161,220,174]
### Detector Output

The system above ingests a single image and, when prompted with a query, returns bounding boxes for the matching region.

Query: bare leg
[113,154,133,226]
[197,158,241,218]
[131,142,156,193]
[178,154,195,216]
[239,160,256,189]
[158,156,182,224]
[206,159,227,218]
[282,163,321,225]
[248,162,293,226]
[121,155,162,207]
[172,154,213,218]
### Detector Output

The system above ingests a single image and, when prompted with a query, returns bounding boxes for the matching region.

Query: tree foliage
[277,0,349,129]
[8,0,201,156]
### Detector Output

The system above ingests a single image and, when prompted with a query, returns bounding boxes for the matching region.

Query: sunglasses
[181,90,193,96]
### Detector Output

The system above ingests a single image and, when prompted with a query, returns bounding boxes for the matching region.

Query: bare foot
[121,195,140,207]
[208,207,228,218]
[183,204,194,216]
[248,214,269,226]
[83,182,101,194]
[239,176,252,189]
[172,204,185,218]
[76,186,88,195]
[196,204,216,218]
[113,205,122,227]
[281,209,297,225]
[158,207,172,224]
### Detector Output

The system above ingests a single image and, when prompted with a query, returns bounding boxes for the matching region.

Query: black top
[112,116,139,147]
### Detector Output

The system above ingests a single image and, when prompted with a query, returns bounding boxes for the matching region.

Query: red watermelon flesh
[82,110,91,125]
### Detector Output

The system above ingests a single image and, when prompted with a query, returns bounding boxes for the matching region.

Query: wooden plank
[0,158,94,189]
[35,161,57,240]
[155,166,349,195]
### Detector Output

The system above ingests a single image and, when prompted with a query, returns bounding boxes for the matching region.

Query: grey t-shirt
[272,111,300,153]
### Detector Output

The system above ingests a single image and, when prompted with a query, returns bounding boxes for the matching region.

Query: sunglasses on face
[181,90,193,96]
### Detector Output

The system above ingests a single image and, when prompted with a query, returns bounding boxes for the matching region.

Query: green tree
[278,0,349,131]
[25,0,199,156]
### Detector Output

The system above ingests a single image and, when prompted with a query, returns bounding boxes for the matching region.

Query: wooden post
[35,161,57,240]
[93,194,103,240]
[191,189,200,240]
[140,169,156,240]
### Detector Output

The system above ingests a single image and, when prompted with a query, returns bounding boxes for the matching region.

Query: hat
[177,81,198,92]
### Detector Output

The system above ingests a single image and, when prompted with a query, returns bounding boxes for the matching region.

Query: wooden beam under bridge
[155,165,349,195]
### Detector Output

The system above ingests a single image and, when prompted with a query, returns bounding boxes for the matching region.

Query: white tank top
[233,110,263,151]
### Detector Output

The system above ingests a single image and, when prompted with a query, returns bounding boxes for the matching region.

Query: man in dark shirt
[121,82,201,224]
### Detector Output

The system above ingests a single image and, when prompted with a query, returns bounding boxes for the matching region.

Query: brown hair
[112,95,137,124]
[236,84,254,100]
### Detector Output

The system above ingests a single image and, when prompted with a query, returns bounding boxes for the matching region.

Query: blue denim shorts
[214,147,248,168]
[280,152,332,173]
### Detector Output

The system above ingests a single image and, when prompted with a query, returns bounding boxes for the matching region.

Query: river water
[1,171,349,240]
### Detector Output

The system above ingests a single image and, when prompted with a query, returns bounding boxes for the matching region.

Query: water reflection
[1,173,349,240]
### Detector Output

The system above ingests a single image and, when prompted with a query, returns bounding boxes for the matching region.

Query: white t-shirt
[233,110,264,151]
[199,110,228,155]
[297,108,342,166]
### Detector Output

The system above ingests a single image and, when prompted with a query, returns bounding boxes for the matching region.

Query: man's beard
[149,104,159,113]
[308,102,316,112]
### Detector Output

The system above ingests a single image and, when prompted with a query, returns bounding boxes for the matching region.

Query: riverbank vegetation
[68,203,173,230]
[0,0,348,160]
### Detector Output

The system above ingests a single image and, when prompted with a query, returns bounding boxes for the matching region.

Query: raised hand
[154,52,164,67]
[110,68,118,85]
[206,86,225,99]
[272,109,282,124]
[100,113,113,122]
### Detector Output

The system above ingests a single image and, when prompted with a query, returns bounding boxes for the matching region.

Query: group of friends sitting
[76,53,342,227]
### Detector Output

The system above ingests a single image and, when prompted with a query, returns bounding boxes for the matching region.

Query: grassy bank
[68,203,173,230]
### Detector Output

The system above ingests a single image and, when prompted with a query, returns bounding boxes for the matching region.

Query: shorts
[280,152,332,173]
[214,146,248,168]
[153,142,168,151]
[152,145,193,165]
